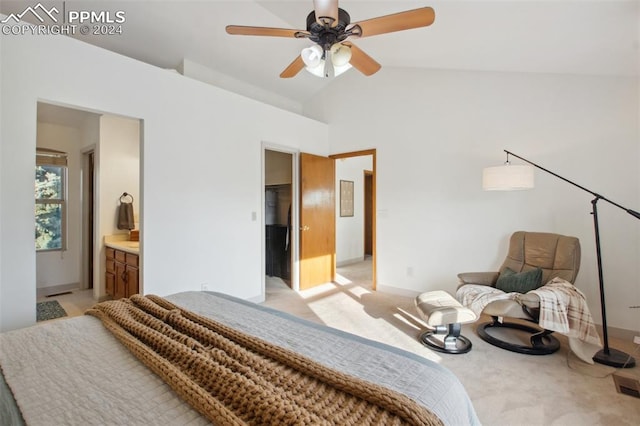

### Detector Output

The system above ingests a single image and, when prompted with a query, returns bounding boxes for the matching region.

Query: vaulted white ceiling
[3,1,639,108]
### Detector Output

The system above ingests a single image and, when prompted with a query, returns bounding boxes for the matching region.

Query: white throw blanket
[456,278,602,364]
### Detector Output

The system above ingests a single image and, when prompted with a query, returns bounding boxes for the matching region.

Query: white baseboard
[595,324,640,343]
[375,283,421,299]
[246,293,265,304]
[336,257,365,268]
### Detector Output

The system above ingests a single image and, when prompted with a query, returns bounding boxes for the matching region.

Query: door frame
[260,146,377,297]
[329,149,377,290]
[364,170,373,257]
[261,143,300,300]
[81,146,96,290]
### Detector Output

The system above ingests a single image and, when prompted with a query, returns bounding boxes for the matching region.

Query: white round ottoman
[415,290,477,354]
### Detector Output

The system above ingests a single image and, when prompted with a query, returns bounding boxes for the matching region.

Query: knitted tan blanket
[86,295,443,426]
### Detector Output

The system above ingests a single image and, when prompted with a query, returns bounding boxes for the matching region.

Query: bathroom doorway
[36,102,142,301]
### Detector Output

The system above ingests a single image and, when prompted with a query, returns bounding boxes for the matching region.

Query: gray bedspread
[0,291,479,425]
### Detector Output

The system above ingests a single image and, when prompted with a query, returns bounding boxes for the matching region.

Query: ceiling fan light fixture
[302,43,352,78]
[301,44,352,77]
[333,62,352,76]
[305,60,326,77]
[301,45,323,68]
[330,43,351,66]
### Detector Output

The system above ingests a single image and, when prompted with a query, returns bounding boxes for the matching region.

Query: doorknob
[300,225,310,231]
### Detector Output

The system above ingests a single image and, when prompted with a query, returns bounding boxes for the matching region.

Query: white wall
[35,122,82,293]
[96,114,140,297]
[99,114,140,233]
[0,29,328,331]
[306,68,640,333]
[179,59,301,116]
[335,155,373,265]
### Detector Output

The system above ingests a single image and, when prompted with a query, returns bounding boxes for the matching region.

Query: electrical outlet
[634,336,640,345]
[201,283,209,291]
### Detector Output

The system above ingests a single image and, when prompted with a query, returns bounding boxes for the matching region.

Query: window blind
[36,148,67,166]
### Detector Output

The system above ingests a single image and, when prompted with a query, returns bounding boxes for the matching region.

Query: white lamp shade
[302,44,353,78]
[331,43,352,66]
[482,165,535,190]
[305,60,326,77]
[301,45,323,68]
[333,62,352,76]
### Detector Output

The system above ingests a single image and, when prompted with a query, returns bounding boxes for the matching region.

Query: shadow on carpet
[37,300,67,322]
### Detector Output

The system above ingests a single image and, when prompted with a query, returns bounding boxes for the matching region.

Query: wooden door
[299,153,335,290]
[364,171,373,256]
[105,247,115,296]
[126,265,139,296]
[87,151,94,289]
[105,271,115,296]
[114,261,126,299]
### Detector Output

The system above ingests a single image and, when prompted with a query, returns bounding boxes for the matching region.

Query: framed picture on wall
[340,180,354,217]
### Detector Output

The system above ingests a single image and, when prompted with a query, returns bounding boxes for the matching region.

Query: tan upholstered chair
[457,231,581,355]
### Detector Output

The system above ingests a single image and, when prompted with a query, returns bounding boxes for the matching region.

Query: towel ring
[120,192,134,203]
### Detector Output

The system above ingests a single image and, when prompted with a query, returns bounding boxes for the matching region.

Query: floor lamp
[483,149,638,368]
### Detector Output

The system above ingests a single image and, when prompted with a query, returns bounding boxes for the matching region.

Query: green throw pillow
[495,267,543,293]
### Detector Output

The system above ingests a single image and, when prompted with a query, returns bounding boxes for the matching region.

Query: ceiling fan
[226,0,435,78]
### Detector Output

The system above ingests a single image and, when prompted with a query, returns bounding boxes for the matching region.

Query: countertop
[104,234,139,255]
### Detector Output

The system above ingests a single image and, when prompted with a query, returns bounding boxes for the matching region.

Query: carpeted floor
[36,300,67,322]
[263,259,640,426]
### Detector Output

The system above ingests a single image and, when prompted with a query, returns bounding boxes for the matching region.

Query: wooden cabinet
[124,252,139,297]
[105,247,139,299]
[106,248,116,296]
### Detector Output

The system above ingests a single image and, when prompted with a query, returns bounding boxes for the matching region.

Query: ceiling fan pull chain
[323,49,332,78]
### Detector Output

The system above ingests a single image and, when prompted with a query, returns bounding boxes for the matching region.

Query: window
[35,149,67,251]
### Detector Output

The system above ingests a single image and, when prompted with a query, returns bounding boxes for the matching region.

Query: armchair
[457,231,581,355]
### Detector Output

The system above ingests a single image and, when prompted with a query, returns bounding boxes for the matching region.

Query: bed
[0,291,480,425]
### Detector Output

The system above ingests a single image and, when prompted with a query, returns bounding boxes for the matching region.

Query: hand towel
[117,202,135,230]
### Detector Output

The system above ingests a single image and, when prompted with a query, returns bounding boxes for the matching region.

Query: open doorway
[264,149,294,293]
[262,147,376,301]
[36,102,142,306]
[331,150,376,290]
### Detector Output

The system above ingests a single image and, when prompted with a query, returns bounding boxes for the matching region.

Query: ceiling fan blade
[349,7,435,38]
[343,42,381,76]
[226,25,309,38]
[313,0,339,26]
[280,55,305,78]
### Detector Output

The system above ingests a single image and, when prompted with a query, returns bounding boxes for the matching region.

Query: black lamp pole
[505,149,639,368]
